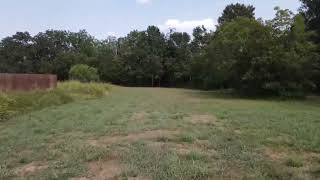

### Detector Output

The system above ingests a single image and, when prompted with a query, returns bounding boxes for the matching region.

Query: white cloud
[158,18,216,34]
[136,0,152,5]
[107,31,118,37]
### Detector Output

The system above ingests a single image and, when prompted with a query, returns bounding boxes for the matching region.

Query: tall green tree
[300,0,320,91]
[300,0,320,43]
[218,3,255,25]
[165,31,192,86]
[293,14,320,90]
[33,30,72,75]
[267,7,295,37]
[200,17,310,96]
[145,26,166,86]
[94,38,120,83]
[0,32,35,73]
[190,26,211,55]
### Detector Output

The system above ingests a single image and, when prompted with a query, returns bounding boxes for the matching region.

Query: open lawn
[1,86,320,180]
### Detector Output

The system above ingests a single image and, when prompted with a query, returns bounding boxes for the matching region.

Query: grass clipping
[0,81,110,121]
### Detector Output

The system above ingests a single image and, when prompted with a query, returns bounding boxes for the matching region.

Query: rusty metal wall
[0,73,57,91]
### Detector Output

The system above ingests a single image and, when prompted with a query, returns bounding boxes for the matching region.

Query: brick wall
[0,73,57,91]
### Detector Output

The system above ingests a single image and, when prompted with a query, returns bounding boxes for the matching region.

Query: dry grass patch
[16,162,48,177]
[71,159,123,180]
[88,129,181,147]
[146,139,216,158]
[70,177,89,180]
[187,114,219,125]
[174,141,217,157]
[264,147,320,168]
[130,111,148,123]
[221,167,245,180]
[72,151,125,180]
[88,159,123,180]
[263,147,320,178]
[264,148,287,162]
[128,177,150,180]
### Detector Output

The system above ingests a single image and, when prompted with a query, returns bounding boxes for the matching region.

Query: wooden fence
[0,73,57,91]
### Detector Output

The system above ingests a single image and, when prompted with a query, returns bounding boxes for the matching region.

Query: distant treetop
[218,3,256,25]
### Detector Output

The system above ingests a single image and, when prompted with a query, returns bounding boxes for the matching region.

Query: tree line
[0,0,319,97]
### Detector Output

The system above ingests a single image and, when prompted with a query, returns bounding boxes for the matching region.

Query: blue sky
[0,0,301,39]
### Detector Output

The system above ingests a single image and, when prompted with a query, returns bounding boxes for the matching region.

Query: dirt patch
[88,159,123,180]
[174,142,217,157]
[146,141,167,151]
[266,135,293,146]
[194,140,210,148]
[88,129,180,147]
[223,167,244,180]
[264,147,320,162]
[130,112,148,122]
[188,114,218,125]
[128,176,150,180]
[264,148,287,162]
[234,130,242,135]
[302,152,320,161]
[16,162,48,177]
[174,144,196,155]
[70,177,89,180]
[146,139,217,157]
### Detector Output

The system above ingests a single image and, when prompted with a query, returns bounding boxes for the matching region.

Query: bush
[57,81,109,99]
[69,64,99,82]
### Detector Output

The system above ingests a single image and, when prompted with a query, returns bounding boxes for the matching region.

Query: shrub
[69,64,99,82]
[57,81,109,99]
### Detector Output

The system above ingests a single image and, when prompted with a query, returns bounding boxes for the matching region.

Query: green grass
[124,142,210,180]
[0,86,320,179]
[285,156,304,168]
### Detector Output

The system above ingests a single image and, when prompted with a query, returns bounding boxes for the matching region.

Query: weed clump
[285,156,304,168]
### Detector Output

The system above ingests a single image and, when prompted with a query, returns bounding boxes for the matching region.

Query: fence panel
[0,73,57,91]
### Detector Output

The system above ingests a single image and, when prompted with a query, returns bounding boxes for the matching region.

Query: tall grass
[0,81,110,121]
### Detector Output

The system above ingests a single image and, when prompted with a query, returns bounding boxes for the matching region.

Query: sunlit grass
[0,87,320,179]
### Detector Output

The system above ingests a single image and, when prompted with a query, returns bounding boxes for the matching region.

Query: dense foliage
[69,64,99,82]
[218,3,255,25]
[0,2,319,96]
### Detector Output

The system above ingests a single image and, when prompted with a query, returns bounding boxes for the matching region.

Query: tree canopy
[218,3,255,25]
[300,0,320,43]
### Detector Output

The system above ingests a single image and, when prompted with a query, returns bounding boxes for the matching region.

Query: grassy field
[1,85,320,180]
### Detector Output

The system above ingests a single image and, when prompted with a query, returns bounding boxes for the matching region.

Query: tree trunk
[151,75,154,87]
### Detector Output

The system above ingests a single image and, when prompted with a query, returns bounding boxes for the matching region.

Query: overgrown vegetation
[69,64,100,82]
[0,1,319,97]
[0,81,109,121]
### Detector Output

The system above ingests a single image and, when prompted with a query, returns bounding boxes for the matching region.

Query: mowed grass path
[1,87,320,180]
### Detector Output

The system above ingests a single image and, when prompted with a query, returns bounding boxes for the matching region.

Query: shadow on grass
[182,89,320,105]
